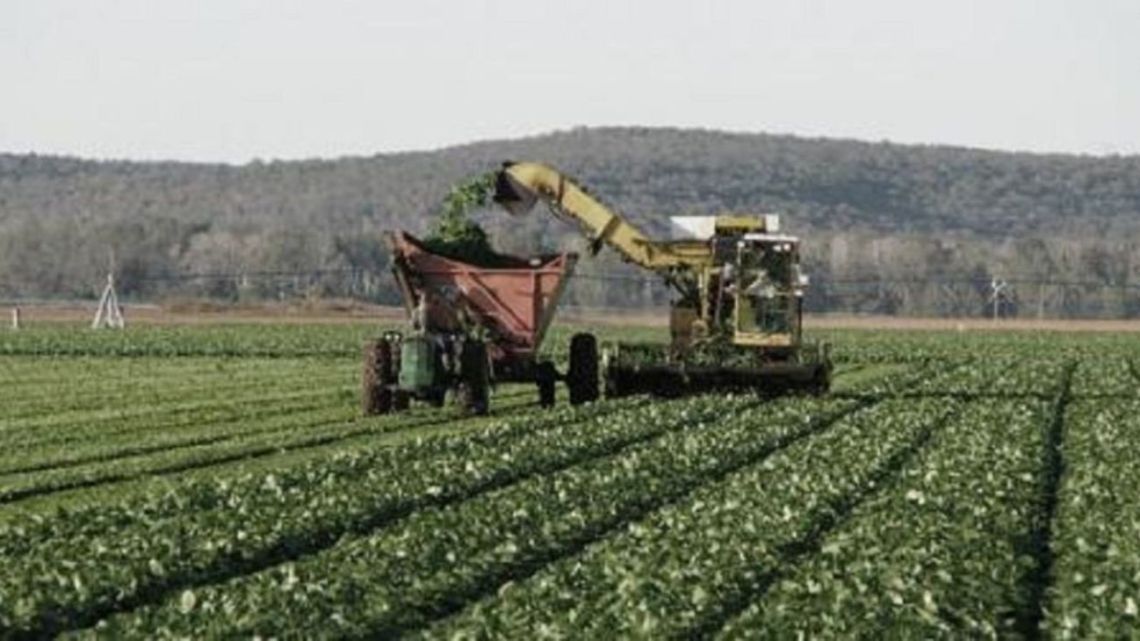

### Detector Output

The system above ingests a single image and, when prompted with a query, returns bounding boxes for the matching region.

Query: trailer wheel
[536,361,557,408]
[362,339,394,415]
[458,340,490,416]
[568,333,599,405]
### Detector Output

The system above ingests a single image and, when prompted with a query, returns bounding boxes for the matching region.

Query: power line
[121,267,1140,292]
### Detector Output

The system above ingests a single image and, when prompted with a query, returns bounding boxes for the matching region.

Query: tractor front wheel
[362,339,395,415]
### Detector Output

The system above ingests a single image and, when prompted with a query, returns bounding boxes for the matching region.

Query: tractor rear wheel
[568,333,599,405]
[458,340,490,416]
[362,339,395,415]
[536,361,557,408]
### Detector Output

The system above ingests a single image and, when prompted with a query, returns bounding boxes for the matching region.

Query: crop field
[1,323,1138,639]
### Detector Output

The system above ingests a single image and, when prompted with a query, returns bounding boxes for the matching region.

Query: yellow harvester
[493,161,831,397]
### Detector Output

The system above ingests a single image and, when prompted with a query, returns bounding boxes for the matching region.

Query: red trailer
[362,231,599,415]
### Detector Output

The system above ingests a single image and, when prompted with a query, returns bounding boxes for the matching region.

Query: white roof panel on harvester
[669,216,718,240]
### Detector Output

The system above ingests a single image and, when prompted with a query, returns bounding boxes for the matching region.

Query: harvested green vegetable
[423,173,502,265]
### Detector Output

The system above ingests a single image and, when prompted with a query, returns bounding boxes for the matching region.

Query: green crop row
[10,323,1140,364]
[55,360,925,634]
[0,395,690,636]
[417,396,955,640]
[0,401,363,490]
[719,396,1054,638]
[2,368,351,429]
[7,323,1131,639]
[1045,397,1140,639]
[0,324,655,359]
[1,381,352,447]
[0,325,376,358]
[1067,356,1139,398]
[0,380,361,456]
[1,358,350,426]
[2,382,537,481]
[0,361,919,637]
[0,387,539,508]
[815,330,1140,367]
[0,390,547,526]
[904,354,1066,398]
[710,361,1067,639]
[79,395,857,638]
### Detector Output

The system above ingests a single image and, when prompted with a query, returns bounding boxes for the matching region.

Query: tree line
[2,127,1138,317]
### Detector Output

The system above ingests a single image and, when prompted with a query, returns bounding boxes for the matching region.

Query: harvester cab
[667,215,805,352]
[735,233,804,342]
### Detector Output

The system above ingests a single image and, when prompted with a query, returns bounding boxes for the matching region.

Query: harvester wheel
[362,339,394,415]
[811,364,832,396]
[568,333,599,405]
[604,362,632,399]
[536,361,557,408]
[427,388,447,408]
[458,340,490,416]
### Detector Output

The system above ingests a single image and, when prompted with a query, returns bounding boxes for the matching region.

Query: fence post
[11,307,19,330]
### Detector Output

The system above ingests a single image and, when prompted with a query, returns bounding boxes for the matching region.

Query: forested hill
[4,127,1140,236]
[3,127,1140,315]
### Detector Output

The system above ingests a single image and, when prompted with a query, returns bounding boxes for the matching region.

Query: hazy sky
[2,0,1137,162]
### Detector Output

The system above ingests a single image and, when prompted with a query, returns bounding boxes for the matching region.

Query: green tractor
[362,330,492,415]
